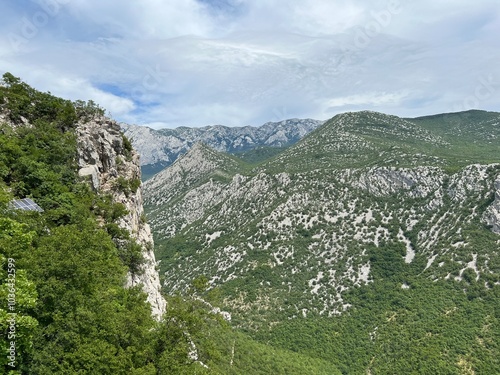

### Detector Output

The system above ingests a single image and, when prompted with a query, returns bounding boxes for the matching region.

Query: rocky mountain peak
[121,118,324,179]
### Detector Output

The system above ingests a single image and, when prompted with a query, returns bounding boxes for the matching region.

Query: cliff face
[77,116,166,318]
[484,176,500,234]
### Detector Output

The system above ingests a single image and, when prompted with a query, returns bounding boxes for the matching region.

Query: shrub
[130,178,141,193]
[122,135,133,160]
[118,240,145,275]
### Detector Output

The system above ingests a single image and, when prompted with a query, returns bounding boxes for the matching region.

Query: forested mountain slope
[0,73,342,375]
[145,110,500,373]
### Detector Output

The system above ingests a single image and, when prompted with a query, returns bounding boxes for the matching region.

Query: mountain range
[6,71,499,373]
[120,118,323,179]
[143,109,500,373]
[0,73,342,374]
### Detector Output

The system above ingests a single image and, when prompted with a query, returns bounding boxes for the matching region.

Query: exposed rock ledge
[77,116,166,319]
[484,176,500,234]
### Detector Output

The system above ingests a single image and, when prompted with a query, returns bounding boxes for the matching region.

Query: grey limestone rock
[78,165,100,191]
[77,116,166,319]
[484,176,500,234]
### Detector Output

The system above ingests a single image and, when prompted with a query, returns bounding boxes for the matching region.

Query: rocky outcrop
[484,176,500,234]
[144,142,240,206]
[352,166,443,198]
[77,116,166,319]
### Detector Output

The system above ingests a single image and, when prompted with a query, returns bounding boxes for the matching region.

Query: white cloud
[326,92,409,108]
[0,0,498,127]
[64,0,214,39]
[66,83,136,117]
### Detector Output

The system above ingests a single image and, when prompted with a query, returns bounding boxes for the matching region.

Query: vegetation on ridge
[146,108,500,374]
[3,72,500,374]
[0,73,342,374]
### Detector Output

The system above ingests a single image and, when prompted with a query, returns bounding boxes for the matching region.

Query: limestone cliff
[484,176,500,234]
[77,116,166,318]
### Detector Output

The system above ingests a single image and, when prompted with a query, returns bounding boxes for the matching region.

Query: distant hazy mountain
[120,118,324,179]
[144,109,500,373]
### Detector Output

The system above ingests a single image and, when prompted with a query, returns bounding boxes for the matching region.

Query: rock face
[145,142,241,207]
[77,116,166,319]
[484,177,500,234]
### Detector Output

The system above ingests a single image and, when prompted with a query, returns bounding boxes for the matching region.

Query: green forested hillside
[3,73,499,374]
[263,110,500,173]
[0,73,343,375]
[145,110,500,374]
[0,73,158,374]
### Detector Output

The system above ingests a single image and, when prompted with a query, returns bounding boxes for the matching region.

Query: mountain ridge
[121,118,324,179]
[144,109,500,372]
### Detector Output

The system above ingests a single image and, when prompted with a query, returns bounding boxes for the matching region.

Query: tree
[0,218,38,373]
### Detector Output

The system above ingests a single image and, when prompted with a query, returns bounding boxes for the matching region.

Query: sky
[0,0,499,128]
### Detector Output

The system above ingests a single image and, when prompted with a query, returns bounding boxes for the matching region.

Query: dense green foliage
[0,74,346,374]
[148,109,500,373]
[255,277,500,374]
[155,292,341,375]
[0,73,158,374]
[0,72,104,130]
[409,111,500,166]
[231,145,289,165]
